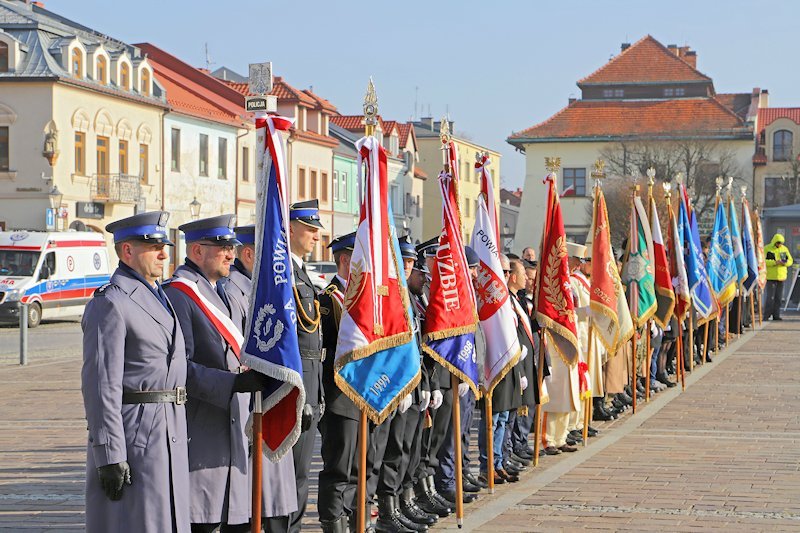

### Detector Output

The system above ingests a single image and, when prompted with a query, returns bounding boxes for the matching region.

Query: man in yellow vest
[764,233,794,321]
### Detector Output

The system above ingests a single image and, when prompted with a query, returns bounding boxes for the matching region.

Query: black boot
[426,475,455,511]
[376,495,416,533]
[400,487,437,526]
[321,515,350,533]
[413,478,450,518]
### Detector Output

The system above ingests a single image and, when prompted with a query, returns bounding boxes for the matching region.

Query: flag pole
[533,330,546,467]
[628,178,639,415]
[583,325,593,447]
[251,391,263,533]
[644,169,657,403]
[356,78,379,533]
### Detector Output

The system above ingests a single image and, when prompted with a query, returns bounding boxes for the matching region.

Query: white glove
[430,390,443,410]
[398,394,412,414]
[520,345,529,362]
[458,382,470,397]
[575,306,590,320]
[520,375,528,391]
[419,390,431,411]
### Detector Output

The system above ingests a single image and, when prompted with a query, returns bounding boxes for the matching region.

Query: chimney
[667,44,678,55]
[620,42,631,52]
[682,50,697,69]
[420,117,434,131]
[759,89,769,109]
[568,97,577,105]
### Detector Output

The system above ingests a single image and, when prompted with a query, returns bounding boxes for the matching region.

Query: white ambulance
[0,231,111,327]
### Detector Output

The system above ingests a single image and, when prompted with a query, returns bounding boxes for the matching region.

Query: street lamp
[48,185,63,210]
[189,197,201,220]
[503,222,512,253]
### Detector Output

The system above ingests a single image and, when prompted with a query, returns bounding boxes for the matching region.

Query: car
[306,261,336,289]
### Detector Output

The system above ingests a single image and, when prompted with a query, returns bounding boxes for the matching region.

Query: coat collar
[112,268,174,332]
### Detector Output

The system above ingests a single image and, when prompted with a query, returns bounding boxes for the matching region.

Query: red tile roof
[508,98,749,142]
[302,89,338,114]
[397,123,414,148]
[413,167,428,180]
[756,108,800,135]
[715,93,753,121]
[223,76,321,108]
[382,120,398,136]
[331,114,385,132]
[578,35,712,86]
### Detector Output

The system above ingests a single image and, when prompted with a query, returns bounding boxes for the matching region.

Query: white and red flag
[471,154,521,393]
[649,196,675,328]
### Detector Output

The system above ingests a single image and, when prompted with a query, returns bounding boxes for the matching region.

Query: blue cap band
[184,227,236,242]
[113,224,168,243]
[290,208,319,220]
[331,234,356,252]
[237,233,256,245]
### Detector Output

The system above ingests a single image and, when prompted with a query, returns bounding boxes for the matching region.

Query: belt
[122,387,187,405]
[300,348,326,362]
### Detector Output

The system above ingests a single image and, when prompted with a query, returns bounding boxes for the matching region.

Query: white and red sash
[169,277,245,358]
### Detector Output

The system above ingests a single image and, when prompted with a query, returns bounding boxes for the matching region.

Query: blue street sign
[45,208,55,231]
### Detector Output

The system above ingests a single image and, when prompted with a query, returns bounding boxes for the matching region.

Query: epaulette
[93,283,117,296]
[324,284,339,296]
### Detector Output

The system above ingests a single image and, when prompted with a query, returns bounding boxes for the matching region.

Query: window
[71,48,82,77]
[664,88,674,97]
[242,146,249,182]
[118,140,128,174]
[139,144,149,183]
[310,169,318,198]
[764,177,791,208]
[603,88,623,98]
[96,56,107,84]
[675,88,685,96]
[140,69,150,96]
[321,171,328,202]
[320,235,331,261]
[614,89,624,97]
[74,132,85,175]
[96,136,109,175]
[298,167,306,198]
[340,171,347,202]
[464,198,470,218]
[0,42,8,73]
[170,128,180,171]
[199,134,208,176]
[0,126,8,171]
[120,63,130,90]
[773,130,793,162]
[333,170,339,201]
[664,87,686,97]
[218,138,227,179]
[562,168,586,196]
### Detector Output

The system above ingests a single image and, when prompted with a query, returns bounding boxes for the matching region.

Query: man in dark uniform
[82,212,190,533]
[164,215,267,533]
[225,225,298,532]
[317,231,361,533]
[287,200,325,532]
[376,236,435,533]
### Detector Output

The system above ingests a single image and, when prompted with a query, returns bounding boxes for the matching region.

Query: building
[508,35,763,251]
[329,123,359,234]
[0,0,166,245]
[222,75,339,261]
[136,44,250,273]
[499,187,522,253]
[413,117,501,241]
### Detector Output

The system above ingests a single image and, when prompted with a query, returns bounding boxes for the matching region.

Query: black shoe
[497,468,519,483]
[558,444,578,453]
[377,495,417,532]
[511,452,532,466]
[774,316,783,321]
[565,437,578,446]
[593,408,614,421]
[465,471,487,489]
[586,426,599,437]
[503,462,523,476]
[400,487,437,526]
[461,478,481,493]
[440,488,478,504]
[478,471,505,485]
[543,446,561,456]
[413,480,450,518]
[321,515,349,533]
[426,476,454,512]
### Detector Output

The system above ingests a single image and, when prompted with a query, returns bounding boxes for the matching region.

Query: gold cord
[293,284,321,333]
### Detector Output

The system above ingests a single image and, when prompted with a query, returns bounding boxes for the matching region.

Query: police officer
[317,232,361,533]
[288,200,325,532]
[376,236,434,533]
[164,215,267,533]
[225,225,299,532]
[81,211,190,532]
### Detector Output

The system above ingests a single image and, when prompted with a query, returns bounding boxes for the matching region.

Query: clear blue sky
[47,0,800,189]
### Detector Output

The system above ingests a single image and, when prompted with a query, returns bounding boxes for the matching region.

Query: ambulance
[0,231,111,327]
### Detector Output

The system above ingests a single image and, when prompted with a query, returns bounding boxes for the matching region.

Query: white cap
[565,241,587,259]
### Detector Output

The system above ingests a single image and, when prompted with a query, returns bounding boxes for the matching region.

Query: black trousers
[417,388,453,479]
[766,279,784,319]
[287,409,320,532]
[318,412,358,522]
[378,404,420,496]
[403,407,426,490]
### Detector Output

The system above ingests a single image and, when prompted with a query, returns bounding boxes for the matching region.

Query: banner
[334,136,420,424]
[534,175,579,366]
[753,206,768,290]
[741,198,760,296]
[666,199,691,322]
[422,141,479,394]
[622,196,657,327]
[678,186,715,319]
[240,115,304,460]
[728,196,748,286]
[708,200,738,306]
[649,196,675,328]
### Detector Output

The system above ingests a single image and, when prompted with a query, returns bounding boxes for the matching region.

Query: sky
[46,0,800,189]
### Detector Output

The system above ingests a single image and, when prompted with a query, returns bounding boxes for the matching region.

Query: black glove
[232,370,265,394]
[97,461,131,501]
[301,404,314,432]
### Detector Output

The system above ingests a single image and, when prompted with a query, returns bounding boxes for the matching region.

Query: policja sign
[246,62,277,113]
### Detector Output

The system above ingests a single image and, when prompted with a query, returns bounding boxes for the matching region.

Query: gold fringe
[423,323,477,343]
[334,369,422,425]
[635,299,657,329]
[535,312,580,367]
[482,347,522,396]
[334,331,414,371]
[421,344,480,398]
[589,300,620,354]
[653,287,676,329]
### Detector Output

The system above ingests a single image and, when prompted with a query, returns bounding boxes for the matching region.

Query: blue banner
[708,201,738,306]
[728,199,748,285]
[678,196,714,318]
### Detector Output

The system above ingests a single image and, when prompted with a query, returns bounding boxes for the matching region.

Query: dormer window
[96,55,107,84]
[120,63,130,90]
[602,88,624,98]
[140,68,150,96]
[0,42,7,73]
[71,47,83,77]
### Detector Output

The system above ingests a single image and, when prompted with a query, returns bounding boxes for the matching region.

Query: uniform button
[231,418,236,424]
[171,437,177,443]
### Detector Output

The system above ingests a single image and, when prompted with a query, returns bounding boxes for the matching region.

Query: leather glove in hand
[398,394,412,414]
[430,390,443,410]
[458,382,470,397]
[97,461,131,501]
[301,404,314,432]
[232,370,265,394]
[419,390,431,411]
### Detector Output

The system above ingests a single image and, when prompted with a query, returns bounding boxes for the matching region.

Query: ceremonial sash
[169,278,245,358]
[511,295,535,347]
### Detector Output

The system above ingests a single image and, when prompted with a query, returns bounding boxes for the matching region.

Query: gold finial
[440,116,451,145]
[591,159,606,180]
[726,176,734,192]
[662,180,672,199]
[715,176,725,195]
[363,78,378,135]
[545,156,561,174]
[646,167,656,186]
[675,172,684,185]
[740,184,748,198]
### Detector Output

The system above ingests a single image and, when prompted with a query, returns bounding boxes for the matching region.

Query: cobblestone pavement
[0,317,797,531]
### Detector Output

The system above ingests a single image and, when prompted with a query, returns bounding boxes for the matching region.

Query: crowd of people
[80,196,791,533]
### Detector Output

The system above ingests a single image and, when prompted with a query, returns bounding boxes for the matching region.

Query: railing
[91,174,142,203]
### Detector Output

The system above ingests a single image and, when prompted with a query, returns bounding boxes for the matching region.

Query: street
[1,318,799,531]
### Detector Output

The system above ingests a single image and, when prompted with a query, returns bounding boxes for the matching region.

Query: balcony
[91,174,142,204]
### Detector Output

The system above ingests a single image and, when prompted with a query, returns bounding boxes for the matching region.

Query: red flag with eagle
[535,174,579,366]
